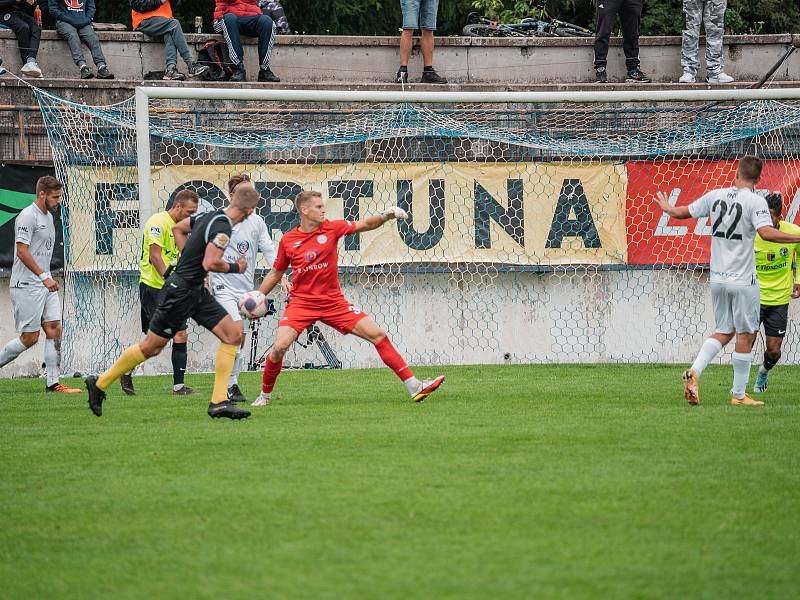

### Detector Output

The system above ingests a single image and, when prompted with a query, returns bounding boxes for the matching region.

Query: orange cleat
[46,382,82,394]
[731,395,764,407]
[682,369,699,405]
[412,375,445,403]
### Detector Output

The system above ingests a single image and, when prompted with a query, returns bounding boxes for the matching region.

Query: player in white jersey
[656,155,800,406]
[0,176,80,392]
[206,175,284,403]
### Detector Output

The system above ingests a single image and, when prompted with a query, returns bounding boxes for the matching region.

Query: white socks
[229,348,243,387]
[691,338,723,377]
[0,338,28,368]
[731,352,752,399]
[44,338,60,386]
[403,376,422,395]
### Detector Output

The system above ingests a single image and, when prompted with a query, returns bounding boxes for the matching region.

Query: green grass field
[1,364,799,599]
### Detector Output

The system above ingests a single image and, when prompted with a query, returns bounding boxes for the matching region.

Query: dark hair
[228,173,251,193]
[294,190,321,211]
[174,189,199,205]
[36,176,63,196]
[765,192,783,216]
[737,155,763,183]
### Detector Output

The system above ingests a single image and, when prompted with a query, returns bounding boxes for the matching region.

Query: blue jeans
[214,13,275,70]
[136,16,192,68]
[400,0,439,30]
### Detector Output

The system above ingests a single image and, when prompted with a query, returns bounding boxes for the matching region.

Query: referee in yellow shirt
[120,190,198,395]
[753,192,800,393]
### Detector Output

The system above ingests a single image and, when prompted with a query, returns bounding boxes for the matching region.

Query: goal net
[34,87,800,375]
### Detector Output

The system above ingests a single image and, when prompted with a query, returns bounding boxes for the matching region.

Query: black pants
[2,11,41,62]
[593,0,642,71]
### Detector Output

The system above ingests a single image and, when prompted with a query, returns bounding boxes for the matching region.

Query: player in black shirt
[86,186,261,420]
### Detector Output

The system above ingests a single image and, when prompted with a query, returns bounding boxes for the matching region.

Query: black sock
[398,65,408,71]
[763,351,780,371]
[172,342,188,386]
[423,65,434,72]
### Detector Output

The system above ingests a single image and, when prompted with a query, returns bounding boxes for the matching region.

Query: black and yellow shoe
[208,401,251,420]
[86,375,106,417]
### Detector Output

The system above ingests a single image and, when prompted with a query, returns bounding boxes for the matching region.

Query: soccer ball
[238,290,268,319]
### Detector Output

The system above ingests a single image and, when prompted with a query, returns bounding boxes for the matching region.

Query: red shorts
[279,297,368,335]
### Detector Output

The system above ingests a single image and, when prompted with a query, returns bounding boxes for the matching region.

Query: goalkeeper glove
[380,206,409,221]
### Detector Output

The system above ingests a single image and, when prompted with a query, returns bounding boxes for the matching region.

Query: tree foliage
[60,0,800,36]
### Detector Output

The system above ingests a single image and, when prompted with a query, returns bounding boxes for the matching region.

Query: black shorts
[760,303,789,338]
[139,283,171,334]
[148,275,229,340]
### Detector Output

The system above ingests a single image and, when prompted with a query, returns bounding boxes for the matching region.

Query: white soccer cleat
[707,72,734,84]
[251,392,270,406]
[678,71,696,83]
[411,375,445,402]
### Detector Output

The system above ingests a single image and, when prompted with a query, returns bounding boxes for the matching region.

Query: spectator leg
[593,0,621,69]
[704,0,726,76]
[399,29,414,67]
[56,21,87,66]
[77,24,109,68]
[6,13,38,62]
[242,14,275,70]
[216,13,245,66]
[620,0,643,71]
[681,0,704,75]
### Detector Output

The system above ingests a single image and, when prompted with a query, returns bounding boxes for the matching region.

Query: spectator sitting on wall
[214,0,280,83]
[258,0,289,34]
[1,0,43,77]
[48,0,114,79]
[130,0,209,80]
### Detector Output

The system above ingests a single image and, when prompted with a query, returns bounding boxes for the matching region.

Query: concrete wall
[2,269,799,378]
[1,31,799,86]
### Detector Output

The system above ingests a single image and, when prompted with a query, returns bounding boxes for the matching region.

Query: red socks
[261,356,284,393]
[375,337,413,381]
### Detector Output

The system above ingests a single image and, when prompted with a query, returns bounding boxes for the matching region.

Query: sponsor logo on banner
[64,163,628,270]
[625,160,800,265]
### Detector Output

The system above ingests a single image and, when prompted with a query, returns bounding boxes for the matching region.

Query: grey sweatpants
[681,0,726,76]
[135,16,193,68]
[55,21,107,68]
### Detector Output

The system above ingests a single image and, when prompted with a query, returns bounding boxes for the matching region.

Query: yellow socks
[211,343,238,404]
[97,345,146,391]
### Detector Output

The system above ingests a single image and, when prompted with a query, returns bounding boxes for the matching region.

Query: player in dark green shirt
[753,193,800,393]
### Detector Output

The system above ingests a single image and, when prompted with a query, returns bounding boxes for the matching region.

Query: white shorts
[11,286,62,333]
[211,288,243,323]
[711,282,760,334]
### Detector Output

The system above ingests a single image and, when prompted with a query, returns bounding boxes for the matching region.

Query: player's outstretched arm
[258,267,286,296]
[353,206,409,233]
[172,217,192,251]
[757,226,800,245]
[655,191,692,220]
[16,241,58,292]
[202,242,247,274]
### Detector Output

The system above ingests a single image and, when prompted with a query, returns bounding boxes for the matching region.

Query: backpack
[196,40,236,82]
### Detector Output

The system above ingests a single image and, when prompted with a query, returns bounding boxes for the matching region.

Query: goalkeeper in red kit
[252,190,445,406]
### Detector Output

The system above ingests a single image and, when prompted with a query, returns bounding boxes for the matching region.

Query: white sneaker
[707,72,734,84]
[20,60,42,78]
[678,71,696,83]
[251,392,270,406]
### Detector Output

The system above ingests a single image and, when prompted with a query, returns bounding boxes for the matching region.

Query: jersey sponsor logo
[304,250,318,263]
[17,226,29,233]
[767,252,776,262]
[212,233,230,249]
[780,247,789,257]
[296,261,328,275]
[316,234,328,244]
[149,225,162,238]
[236,241,250,254]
